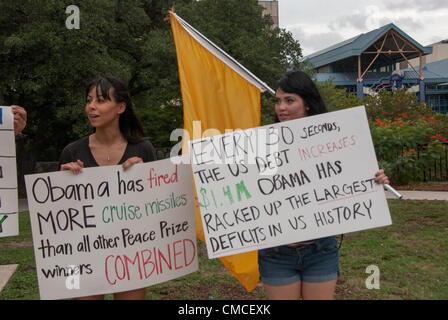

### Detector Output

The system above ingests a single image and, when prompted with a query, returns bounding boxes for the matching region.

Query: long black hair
[274,71,327,122]
[85,77,145,143]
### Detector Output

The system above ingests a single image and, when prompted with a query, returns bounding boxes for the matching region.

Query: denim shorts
[258,236,339,286]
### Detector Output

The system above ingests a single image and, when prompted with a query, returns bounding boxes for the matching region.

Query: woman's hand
[375,169,390,185]
[122,156,143,171]
[12,105,27,136]
[60,160,84,174]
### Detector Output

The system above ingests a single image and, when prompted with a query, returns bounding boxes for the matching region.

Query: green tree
[176,0,302,88]
[1,0,303,167]
[318,80,362,112]
[0,0,191,160]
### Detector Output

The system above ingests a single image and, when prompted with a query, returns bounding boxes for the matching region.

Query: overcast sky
[278,0,448,57]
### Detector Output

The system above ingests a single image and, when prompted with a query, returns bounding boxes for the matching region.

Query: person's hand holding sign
[122,156,143,171]
[375,169,390,185]
[12,105,27,136]
[60,160,84,174]
[61,157,143,174]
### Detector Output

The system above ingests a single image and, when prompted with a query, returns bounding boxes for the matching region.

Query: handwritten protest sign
[0,106,19,238]
[25,157,198,300]
[190,106,392,259]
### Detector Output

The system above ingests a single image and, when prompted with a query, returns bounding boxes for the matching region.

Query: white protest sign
[25,156,198,300]
[190,106,392,259]
[0,106,19,238]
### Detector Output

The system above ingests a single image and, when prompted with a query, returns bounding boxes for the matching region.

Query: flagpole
[173,12,276,96]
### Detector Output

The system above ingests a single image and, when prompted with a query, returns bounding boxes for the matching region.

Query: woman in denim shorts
[259,71,390,300]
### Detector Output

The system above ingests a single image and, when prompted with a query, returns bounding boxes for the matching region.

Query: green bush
[319,86,448,184]
[364,90,448,184]
[371,118,446,184]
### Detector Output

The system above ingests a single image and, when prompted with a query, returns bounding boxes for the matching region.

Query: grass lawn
[0,199,447,300]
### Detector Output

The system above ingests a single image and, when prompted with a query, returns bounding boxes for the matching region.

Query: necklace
[91,134,125,164]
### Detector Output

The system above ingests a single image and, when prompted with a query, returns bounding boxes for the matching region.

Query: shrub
[371,118,446,184]
[319,86,448,184]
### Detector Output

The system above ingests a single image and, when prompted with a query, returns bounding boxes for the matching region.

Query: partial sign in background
[25,157,198,300]
[191,106,393,259]
[0,106,19,237]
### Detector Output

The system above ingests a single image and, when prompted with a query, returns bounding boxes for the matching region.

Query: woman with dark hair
[274,71,327,120]
[59,76,156,300]
[258,71,389,300]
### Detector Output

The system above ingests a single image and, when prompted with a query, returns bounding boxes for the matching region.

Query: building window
[427,94,448,114]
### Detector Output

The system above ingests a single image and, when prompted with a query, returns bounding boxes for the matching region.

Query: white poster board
[0,106,19,237]
[25,157,198,300]
[190,106,392,259]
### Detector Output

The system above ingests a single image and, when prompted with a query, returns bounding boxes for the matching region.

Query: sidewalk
[385,190,448,201]
[0,265,18,293]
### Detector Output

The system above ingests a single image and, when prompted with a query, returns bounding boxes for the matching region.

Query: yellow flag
[170,12,271,291]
